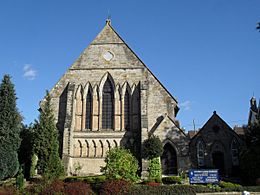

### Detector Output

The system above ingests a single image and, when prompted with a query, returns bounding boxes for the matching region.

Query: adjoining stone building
[44,20,190,176]
[189,111,244,177]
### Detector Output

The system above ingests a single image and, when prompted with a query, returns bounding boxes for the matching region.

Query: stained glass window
[102,79,114,129]
[124,90,130,130]
[86,88,92,129]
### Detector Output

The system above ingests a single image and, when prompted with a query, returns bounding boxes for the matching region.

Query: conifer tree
[33,91,64,179]
[0,75,21,180]
[240,122,260,185]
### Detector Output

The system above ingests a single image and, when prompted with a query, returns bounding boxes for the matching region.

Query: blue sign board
[189,169,219,184]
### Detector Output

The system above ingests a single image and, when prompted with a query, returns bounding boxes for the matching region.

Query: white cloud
[179,100,191,111]
[23,64,37,80]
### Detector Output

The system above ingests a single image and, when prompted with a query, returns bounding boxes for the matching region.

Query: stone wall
[42,21,186,176]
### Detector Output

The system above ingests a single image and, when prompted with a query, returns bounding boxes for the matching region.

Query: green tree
[142,135,163,160]
[18,124,35,179]
[101,148,139,182]
[240,122,260,185]
[33,91,64,180]
[142,135,163,182]
[0,75,22,180]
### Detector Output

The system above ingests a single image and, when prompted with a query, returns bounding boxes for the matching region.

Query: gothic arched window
[102,78,114,129]
[124,90,130,130]
[85,88,92,130]
[75,86,83,131]
[197,140,205,167]
[231,139,239,166]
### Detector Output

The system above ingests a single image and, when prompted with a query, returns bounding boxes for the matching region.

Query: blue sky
[0,0,259,130]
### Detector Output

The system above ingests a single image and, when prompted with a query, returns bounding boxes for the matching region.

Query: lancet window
[197,140,205,167]
[102,78,114,129]
[124,90,130,130]
[85,88,92,129]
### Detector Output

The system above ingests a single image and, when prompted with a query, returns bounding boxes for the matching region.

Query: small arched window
[102,78,114,129]
[124,90,130,130]
[85,88,92,130]
[197,140,205,167]
[231,139,239,166]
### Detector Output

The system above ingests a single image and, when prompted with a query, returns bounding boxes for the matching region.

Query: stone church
[189,111,244,177]
[45,20,190,176]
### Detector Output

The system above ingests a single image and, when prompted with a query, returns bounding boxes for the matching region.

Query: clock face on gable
[103,51,114,61]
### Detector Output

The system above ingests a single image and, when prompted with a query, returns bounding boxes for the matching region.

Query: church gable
[150,114,185,138]
[189,111,244,176]
[47,20,178,122]
[70,20,144,70]
[42,20,185,176]
[151,114,189,155]
[194,111,237,139]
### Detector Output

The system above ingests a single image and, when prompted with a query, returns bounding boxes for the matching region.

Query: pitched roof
[191,111,239,140]
[91,20,124,44]
[67,20,179,104]
[148,114,187,137]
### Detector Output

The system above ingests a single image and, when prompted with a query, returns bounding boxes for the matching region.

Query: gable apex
[91,20,124,44]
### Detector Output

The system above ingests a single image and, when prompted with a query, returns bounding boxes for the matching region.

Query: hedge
[162,176,182,184]
[129,185,216,195]
[64,175,106,183]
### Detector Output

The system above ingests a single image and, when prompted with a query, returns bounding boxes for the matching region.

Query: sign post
[189,169,219,184]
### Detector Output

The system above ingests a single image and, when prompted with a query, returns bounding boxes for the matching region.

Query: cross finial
[106,9,111,24]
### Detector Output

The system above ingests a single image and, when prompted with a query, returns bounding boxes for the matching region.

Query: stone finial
[106,19,111,25]
[213,111,217,114]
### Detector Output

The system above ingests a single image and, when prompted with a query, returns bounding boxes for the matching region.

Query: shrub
[0,186,18,195]
[100,179,132,195]
[162,176,182,184]
[64,175,106,183]
[39,180,64,195]
[16,167,25,189]
[219,181,243,191]
[142,135,163,160]
[129,184,216,195]
[219,181,241,188]
[145,181,161,186]
[101,148,139,182]
[64,181,94,195]
[148,157,162,182]
[30,153,38,178]
[244,186,260,192]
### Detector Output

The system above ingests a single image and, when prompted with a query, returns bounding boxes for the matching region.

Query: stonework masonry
[42,20,190,177]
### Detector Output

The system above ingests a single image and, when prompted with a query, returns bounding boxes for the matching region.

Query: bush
[149,157,162,182]
[16,167,25,190]
[64,181,94,195]
[219,181,241,188]
[142,135,163,160]
[244,186,260,192]
[129,184,216,195]
[162,176,182,184]
[64,175,106,183]
[0,186,18,195]
[100,179,132,195]
[30,153,38,178]
[101,148,139,182]
[145,181,161,186]
[28,179,94,195]
[39,179,65,195]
